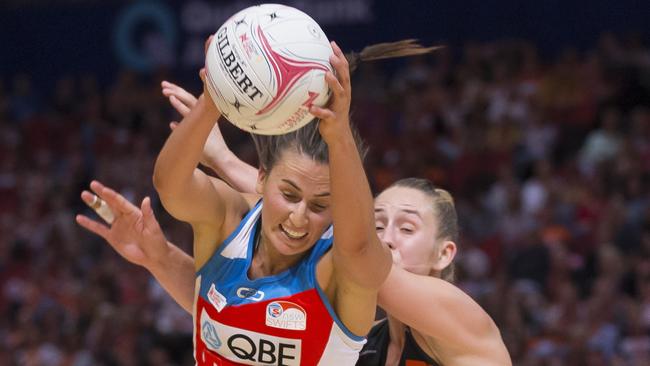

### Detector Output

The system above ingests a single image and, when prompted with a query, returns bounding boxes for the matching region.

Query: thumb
[141,197,161,232]
[170,121,179,130]
[204,35,213,54]
[310,105,334,121]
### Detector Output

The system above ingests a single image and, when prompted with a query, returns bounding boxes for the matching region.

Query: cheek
[398,235,433,262]
[309,212,332,232]
[264,193,287,214]
[262,193,289,221]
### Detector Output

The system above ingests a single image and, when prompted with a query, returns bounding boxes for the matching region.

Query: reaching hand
[75,180,170,269]
[199,35,221,115]
[161,80,232,169]
[310,41,353,143]
[162,80,198,125]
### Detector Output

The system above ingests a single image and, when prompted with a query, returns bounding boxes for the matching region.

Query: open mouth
[279,224,308,240]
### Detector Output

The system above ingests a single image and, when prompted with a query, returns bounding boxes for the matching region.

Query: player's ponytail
[345,39,442,72]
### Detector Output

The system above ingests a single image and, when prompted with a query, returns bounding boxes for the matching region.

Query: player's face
[258,150,332,257]
[374,186,440,276]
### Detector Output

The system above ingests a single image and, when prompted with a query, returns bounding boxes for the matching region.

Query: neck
[249,232,303,278]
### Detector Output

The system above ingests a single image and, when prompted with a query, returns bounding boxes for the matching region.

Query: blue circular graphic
[113,1,177,72]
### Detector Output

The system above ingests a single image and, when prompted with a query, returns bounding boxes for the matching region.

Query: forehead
[375,186,434,216]
[269,150,330,190]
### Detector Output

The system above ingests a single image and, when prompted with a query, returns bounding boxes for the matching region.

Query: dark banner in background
[1,0,647,87]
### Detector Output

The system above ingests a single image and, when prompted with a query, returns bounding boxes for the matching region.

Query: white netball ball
[204,4,333,135]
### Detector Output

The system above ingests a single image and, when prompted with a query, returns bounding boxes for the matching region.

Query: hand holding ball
[204,4,333,135]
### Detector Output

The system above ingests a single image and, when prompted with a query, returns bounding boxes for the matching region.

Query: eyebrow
[281,179,330,197]
[373,207,422,218]
[401,209,422,218]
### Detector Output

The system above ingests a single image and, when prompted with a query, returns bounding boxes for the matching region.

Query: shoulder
[241,193,262,209]
[193,189,258,269]
[219,193,262,242]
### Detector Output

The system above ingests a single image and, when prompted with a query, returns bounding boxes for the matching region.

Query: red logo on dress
[265,301,307,330]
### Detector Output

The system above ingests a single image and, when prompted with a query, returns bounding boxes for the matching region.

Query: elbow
[470,313,507,350]
[152,163,167,193]
[182,302,194,315]
[339,235,382,257]
[152,161,177,197]
[478,319,512,366]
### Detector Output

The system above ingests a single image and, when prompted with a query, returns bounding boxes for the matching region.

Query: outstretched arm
[76,180,196,313]
[378,266,512,366]
[161,80,258,193]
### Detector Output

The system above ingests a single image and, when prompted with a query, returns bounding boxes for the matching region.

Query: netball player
[153,38,391,365]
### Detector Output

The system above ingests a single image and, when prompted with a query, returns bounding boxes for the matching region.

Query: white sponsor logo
[236,287,265,301]
[265,301,307,331]
[200,309,301,365]
[207,284,227,312]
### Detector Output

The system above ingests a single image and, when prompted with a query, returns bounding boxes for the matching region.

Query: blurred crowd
[1,32,649,365]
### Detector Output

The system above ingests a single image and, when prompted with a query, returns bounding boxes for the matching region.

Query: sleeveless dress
[194,201,365,365]
[357,319,440,366]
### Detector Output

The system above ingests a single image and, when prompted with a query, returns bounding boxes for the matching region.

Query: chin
[402,264,430,276]
[272,233,313,256]
[275,243,305,257]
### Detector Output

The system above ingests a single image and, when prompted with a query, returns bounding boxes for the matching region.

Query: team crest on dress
[201,321,222,350]
[208,284,227,312]
[265,301,307,330]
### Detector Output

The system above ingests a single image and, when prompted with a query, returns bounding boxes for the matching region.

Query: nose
[289,201,308,227]
[380,226,397,250]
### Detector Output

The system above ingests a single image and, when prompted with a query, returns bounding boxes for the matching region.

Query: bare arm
[162,80,258,193]
[149,242,195,313]
[204,146,258,194]
[76,181,196,313]
[314,42,391,288]
[153,90,224,225]
[312,42,392,335]
[154,54,253,268]
[378,266,512,365]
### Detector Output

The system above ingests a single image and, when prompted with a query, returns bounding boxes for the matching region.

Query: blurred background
[1,0,649,365]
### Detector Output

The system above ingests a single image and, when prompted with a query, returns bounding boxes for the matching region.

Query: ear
[255,168,267,195]
[431,240,457,272]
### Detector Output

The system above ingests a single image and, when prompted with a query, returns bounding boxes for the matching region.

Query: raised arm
[161,80,258,193]
[311,42,392,334]
[76,180,196,313]
[153,79,223,223]
[313,41,391,287]
[154,43,254,267]
[378,266,512,366]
